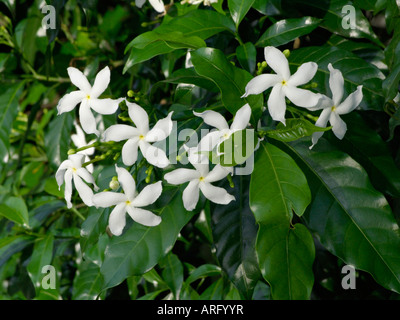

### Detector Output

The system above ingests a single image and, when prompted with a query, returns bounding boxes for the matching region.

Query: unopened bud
[127,90,134,97]
[310,82,318,88]
[67,149,76,155]
[261,61,268,68]
[283,49,290,58]
[109,180,119,190]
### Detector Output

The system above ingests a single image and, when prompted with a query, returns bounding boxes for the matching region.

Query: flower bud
[127,90,134,97]
[67,149,76,155]
[109,177,119,190]
[283,49,290,58]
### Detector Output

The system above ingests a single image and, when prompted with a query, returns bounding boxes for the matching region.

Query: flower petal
[104,124,139,142]
[89,98,123,115]
[187,148,209,177]
[108,203,127,236]
[148,0,165,12]
[76,167,98,190]
[64,170,73,209]
[92,191,127,208]
[126,206,162,227]
[330,112,347,140]
[182,180,200,211]
[164,168,200,185]
[127,101,149,134]
[230,103,251,131]
[56,160,72,188]
[264,46,290,80]
[69,154,85,168]
[135,0,146,8]
[193,110,229,131]
[139,140,170,168]
[241,74,280,98]
[67,67,92,94]
[199,182,235,205]
[145,112,173,142]
[122,137,140,166]
[267,84,286,124]
[284,86,322,109]
[57,91,85,115]
[131,181,162,207]
[115,165,136,200]
[73,174,94,206]
[336,85,363,115]
[328,63,345,106]
[310,108,332,149]
[90,66,110,99]
[287,62,318,87]
[197,130,224,152]
[204,164,230,183]
[79,100,99,136]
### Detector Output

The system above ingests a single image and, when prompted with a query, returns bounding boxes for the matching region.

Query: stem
[70,207,85,221]
[75,142,99,153]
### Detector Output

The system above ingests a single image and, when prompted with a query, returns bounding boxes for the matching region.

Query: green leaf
[44,111,74,170]
[249,142,314,299]
[80,206,109,253]
[256,16,321,47]
[228,0,256,28]
[199,278,225,299]
[191,47,264,125]
[160,252,184,299]
[210,174,261,299]
[265,118,331,142]
[184,264,222,286]
[289,46,384,111]
[286,138,400,294]
[0,82,25,172]
[0,235,34,267]
[383,62,400,102]
[72,262,105,300]
[0,197,29,227]
[256,222,315,300]
[27,235,54,293]
[100,187,194,290]
[236,42,257,74]
[250,142,311,221]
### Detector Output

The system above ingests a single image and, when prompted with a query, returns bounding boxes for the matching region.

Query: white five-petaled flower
[92,165,162,236]
[310,63,363,149]
[71,121,96,173]
[193,103,252,153]
[57,66,123,136]
[242,46,322,125]
[104,101,173,168]
[164,153,235,211]
[56,154,99,209]
[135,0,165,12]
[181,0,218,5]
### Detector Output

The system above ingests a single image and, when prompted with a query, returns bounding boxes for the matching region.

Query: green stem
[70,207,85,221]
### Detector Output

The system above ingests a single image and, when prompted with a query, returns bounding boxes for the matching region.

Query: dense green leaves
[287,138,400,294]
[228,0,256,28]
[0,197,29,227]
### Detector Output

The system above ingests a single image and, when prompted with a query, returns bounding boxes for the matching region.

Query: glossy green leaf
[265,118,331,142]
[256,16,321,47]
[80,207,109,254]
[0,236,34,268]
[160,252,184,299]
[72,262,105,300]
[0,197,29,227]
[286,138,400,294]
[210,174,261,299]
[191,47,264,125]
[383,62,400,101]
[0,82,24,173]
[44,111,74,170]
[184,264,222,286]
[27,235,54,293]
[289,46,385,112]
[100,187,194,290]
[228,0,256,28]
[236,42,257,74]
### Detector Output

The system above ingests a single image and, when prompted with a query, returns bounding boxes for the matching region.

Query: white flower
[310,63,363,149]
[181,0,218,5]
[104,101,173,168]
[71,121,95,173]
[193,103,252,153]
[56,154,99,209]
[57,66,123,136]
[135,0,165,12]
[164,153,235,211]
[242,46,322,125]
[92,165,162,236]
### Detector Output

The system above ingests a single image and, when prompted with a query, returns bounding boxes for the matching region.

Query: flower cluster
[55,46,363,237]
[242,46,363,147]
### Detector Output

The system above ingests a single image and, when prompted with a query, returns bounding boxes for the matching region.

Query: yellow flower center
[72,167,77,172]
[86,95,91,100]
[139,134,145,140]
[126,200,131,205]
[199,176,205,182]
[281,80,287,86]
[331,106,336,112]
